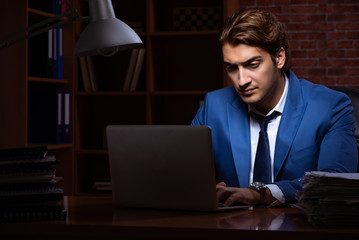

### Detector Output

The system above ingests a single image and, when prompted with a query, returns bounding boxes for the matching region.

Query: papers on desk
[0,146,66,221]
[294,171,359,226]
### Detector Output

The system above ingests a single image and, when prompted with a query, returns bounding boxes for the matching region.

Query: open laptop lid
[106,125,219,211]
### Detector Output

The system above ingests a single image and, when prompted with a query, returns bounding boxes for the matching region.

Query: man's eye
[248,62,260,69]
[226,64,238,73]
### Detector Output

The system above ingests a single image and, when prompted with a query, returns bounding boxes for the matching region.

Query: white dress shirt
[248,75,289,203]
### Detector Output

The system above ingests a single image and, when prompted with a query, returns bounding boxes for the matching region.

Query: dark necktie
[253,112,278,184]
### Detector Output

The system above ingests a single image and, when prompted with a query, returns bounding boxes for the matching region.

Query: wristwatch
[249,181,267,204]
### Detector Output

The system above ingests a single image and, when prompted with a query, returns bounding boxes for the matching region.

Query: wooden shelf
[28,8,57,17]
[0,0,240,196]
[76,91,147,96]
[28,76,69,84]
[0,1,76,195]
[150,90,209,96]
[72,0,238,195]
[27,143,73,150]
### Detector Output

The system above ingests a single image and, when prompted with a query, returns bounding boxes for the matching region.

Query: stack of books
[0,146,66,221]
[294,171,359,226]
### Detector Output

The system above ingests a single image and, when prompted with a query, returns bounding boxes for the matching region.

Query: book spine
[130,48,146,91]
[86,56,98,91]
[79,56,91,91]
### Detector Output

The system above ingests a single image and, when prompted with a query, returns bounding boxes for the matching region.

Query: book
[79,56,92,92]
[123,48,139,91]
[79,56,98,91]
[86,56,99,91]
[130,48,146,91]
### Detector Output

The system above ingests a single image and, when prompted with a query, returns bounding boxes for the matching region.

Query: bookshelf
[0,0,75,195]
[74,0,239,194]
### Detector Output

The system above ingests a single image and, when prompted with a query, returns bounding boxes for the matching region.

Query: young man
[191,9,358,207]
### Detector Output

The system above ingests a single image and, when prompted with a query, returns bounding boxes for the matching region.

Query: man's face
[222,43,285,114]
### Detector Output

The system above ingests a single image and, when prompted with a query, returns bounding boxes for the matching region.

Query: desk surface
[1,195,358,240]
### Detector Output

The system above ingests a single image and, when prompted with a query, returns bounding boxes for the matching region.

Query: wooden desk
[1,196,358,240]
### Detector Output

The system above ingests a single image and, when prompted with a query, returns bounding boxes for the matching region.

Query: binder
[28,20,48,78]
[52,0,62,14]
[47,29,54,78]
[61,0,67,13]
[62,90,70,143]
[28,88,63,144]
[52,28,58,79]
[56,90,63,143]
[57,26,63,79]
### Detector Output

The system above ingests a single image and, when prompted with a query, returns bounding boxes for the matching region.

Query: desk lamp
[75,0,142,56]
[0,0,142,56]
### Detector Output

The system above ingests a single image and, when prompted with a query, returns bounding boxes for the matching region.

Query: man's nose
[237,68,251,87]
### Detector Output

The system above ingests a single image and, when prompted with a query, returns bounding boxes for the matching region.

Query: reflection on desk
[1,196,359,240]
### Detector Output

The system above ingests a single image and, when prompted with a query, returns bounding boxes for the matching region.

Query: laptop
[106,125,248,212]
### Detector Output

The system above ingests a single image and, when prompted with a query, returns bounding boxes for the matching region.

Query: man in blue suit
[191,9,358,207]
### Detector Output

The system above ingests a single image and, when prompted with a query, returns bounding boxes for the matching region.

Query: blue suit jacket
[191,71,358,203]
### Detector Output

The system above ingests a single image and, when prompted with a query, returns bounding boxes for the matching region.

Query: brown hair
[220,9,291,72]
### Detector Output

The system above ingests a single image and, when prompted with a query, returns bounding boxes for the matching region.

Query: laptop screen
[106,125,220,211]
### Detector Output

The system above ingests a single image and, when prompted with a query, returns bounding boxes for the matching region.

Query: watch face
[250,181,265,188]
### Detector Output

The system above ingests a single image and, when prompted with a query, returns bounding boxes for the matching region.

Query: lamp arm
[0,8,81,50]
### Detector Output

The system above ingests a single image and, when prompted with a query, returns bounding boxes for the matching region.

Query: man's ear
[276,47,286,69]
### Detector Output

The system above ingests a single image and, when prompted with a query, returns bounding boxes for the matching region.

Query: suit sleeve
[317,93,358,172]
[191,96,207,126]
[276,92,358,203]
[191,106,204,126]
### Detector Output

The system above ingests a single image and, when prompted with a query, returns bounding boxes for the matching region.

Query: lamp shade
[74,0,142,56]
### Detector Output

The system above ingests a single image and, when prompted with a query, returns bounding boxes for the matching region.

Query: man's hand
[216,182,265,206]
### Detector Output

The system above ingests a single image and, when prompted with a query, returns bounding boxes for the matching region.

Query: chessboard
[173,7,221,31]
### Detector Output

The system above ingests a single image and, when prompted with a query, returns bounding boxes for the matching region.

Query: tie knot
[254,111,278,132]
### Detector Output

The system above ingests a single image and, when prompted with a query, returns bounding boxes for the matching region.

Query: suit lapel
[227,97,251,188]
[274,71,307,179]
